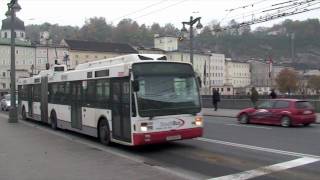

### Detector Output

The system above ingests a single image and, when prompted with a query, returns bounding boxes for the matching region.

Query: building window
[21,32,24,38]
[75,55,79,58]
[2,83,6,89]
[2,72,5,77]
[16,50,18,54]
[4,32,7,38]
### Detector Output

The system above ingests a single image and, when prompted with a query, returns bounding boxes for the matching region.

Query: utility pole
[180,16,203,65]
[6,0,21,123]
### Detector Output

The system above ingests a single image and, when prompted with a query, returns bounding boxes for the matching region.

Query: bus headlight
[140,122,152,132]
[141,126,148,132]
[195,116,203,126]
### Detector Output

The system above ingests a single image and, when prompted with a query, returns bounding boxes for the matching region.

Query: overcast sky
[0,0,319,29]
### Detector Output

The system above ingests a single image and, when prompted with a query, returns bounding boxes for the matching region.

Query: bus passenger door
[40,77,48,123]
[71,82,82,130]
[111,78,131,143]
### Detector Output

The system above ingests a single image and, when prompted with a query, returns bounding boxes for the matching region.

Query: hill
[25,18,320,69]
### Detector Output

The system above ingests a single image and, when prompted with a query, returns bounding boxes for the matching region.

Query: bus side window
[131,94,136,117]
[96,79,110,107]
[52,83,58,103]
[84,80,95,106]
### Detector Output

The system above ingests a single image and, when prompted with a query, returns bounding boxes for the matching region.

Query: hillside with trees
[25,17,320,69]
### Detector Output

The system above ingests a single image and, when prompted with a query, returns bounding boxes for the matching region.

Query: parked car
[237,99,316,127]
[1,94,11,111]
[0,94,18,111]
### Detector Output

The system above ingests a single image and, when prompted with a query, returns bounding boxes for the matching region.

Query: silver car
[1,94,11,111]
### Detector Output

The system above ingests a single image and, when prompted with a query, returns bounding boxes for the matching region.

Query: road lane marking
[197,138,320,159]
[225,123,272,130]
[209,157,319,180]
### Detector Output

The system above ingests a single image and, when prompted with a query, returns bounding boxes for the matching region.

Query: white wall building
[154,34,178,51]
[225,59,251,94]
[208,53,225,88]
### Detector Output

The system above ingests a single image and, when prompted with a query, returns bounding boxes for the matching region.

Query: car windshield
[257,100,274,109]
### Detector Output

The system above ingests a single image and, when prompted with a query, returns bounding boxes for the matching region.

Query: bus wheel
[99,119,111,145]
[22,106,27,120]
[50,112,58,130]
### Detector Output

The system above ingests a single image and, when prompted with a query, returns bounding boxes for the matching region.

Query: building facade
[248,60,272,94]
[0,17,69,95]
[224,59,251,95]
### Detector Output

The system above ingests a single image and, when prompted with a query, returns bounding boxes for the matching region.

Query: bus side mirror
[197,76,202,88]
[132,80,139,92]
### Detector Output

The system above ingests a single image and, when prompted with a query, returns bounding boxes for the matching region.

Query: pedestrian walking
[212,88,220,111]
[250,87,259,108]
[269,89,277,99]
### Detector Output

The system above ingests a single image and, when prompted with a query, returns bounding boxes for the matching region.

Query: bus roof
[18,54,192,85]
[75,54,167,70]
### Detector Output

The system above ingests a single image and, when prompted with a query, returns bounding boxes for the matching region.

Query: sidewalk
[0,113,184,180]
[202,108,320,123]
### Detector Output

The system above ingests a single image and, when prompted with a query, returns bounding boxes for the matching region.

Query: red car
[237,99,316,127]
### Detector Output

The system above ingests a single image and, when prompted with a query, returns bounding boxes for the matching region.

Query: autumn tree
[275,68,299,94]
[308,75,320,94]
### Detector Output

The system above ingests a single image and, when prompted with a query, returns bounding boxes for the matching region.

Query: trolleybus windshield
[133,63,201,117]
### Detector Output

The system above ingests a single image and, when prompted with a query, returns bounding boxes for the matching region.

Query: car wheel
[303,123,311,127]
[281,116,291,127]
[239,113,249,124]
[21,107,27,120]
[99,119,111,145]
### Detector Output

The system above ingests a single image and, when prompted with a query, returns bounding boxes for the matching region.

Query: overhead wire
[111,0,169,22]
[132,0,189,20]
[221,0,310,24]
[225,0,269,12]
[213,0,320,32]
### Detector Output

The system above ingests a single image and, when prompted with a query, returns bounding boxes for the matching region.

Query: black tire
[50,112,58,130]
[21,106,27,120]
[239,113,249,124]
[303,123,311,127]
[281,116,291,127]
[98,119,111,145]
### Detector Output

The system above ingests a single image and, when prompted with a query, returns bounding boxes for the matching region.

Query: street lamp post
[180,16,203,65]
[6,0,21,123]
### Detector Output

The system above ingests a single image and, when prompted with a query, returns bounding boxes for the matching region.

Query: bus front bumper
[133,127,203,146]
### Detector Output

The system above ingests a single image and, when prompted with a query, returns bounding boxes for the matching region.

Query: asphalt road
[1,111,319,180]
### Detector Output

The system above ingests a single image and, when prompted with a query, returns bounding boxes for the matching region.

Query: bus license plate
[166,135,181,141]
